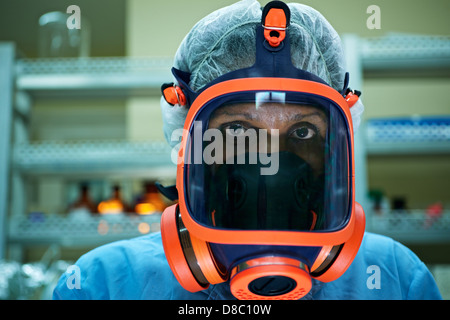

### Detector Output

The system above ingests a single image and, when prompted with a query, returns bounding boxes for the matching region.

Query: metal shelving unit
[12,140,173,175]
[365,116,450,155]
[370,210,450,244]
[15,56,173,98]
[363,116,450,244]
[0,43,15,259]
[0,48,176,260]
[360,33,450,71]
[343,33,450,244]
[8,213,163,247]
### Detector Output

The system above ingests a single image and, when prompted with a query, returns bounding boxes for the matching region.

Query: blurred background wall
[0,0,449,299]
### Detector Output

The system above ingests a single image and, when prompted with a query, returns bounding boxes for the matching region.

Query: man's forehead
[212,102,327,122]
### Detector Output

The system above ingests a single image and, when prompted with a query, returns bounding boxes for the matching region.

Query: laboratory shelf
[15,56,173,98]
[361,33,450,70]
[370,210,450,244]
[365,116,450,155]
[7,213,162,247]
[12,139,175,176]
[364,117,450,243]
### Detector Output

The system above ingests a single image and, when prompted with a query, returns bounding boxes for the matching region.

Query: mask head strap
[163,1,336,108]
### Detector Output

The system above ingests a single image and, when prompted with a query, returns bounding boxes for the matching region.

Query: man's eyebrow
[212,109,327,123]
[291,111,327,123]
[212,110,258,121]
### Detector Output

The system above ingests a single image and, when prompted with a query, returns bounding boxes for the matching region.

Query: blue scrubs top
[52,232,442,300]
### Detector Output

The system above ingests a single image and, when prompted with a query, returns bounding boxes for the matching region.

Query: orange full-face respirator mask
[158,0,365,300]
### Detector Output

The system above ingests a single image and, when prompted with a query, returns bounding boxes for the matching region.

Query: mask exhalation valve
[249,275,297,296]
[230,256,312,300]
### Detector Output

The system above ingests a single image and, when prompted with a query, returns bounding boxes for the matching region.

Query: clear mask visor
[184,91,352,232]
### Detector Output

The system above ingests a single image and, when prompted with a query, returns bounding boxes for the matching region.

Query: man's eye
[225,123,246,136]
[292,126,316,140]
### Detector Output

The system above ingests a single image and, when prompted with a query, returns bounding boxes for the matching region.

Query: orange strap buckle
[263,8,287,47]
[345,89,361,108]
[163,84,187,106]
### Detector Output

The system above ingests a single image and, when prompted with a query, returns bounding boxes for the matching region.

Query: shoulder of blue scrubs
[313,232,442,300]
[52,232,208,300]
